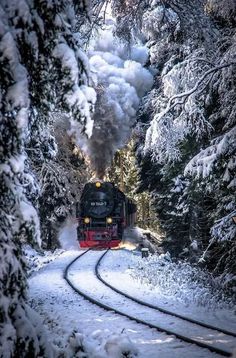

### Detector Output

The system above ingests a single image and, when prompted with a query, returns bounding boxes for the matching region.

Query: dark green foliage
[0,0,91,356]
[131,0,236,283]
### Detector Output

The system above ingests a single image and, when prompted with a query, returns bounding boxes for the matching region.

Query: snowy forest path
[64,249,235,357]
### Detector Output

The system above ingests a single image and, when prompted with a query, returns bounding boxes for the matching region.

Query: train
[77,181,137,248]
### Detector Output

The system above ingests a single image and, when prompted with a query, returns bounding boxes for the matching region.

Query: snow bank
[23,245,64,275]
[64,329,138,358]
[128,253,234,310]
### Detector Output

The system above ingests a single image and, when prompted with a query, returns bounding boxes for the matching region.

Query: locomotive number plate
[91,201,107,206]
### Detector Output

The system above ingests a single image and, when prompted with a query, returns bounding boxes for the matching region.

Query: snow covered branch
[144,60,236,162]
[167,61,236,110]
[184,126,236,180]
[152,61,236,127]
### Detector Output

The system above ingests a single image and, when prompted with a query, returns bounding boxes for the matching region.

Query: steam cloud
[75,25,153,178]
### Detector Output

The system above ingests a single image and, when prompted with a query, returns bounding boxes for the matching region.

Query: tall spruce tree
[107,139,156,230]
[136,0,236,279]
[111,0,236,282]
[0,0,95,355]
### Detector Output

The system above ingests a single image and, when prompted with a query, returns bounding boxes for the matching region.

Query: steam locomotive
[77,181,137,248]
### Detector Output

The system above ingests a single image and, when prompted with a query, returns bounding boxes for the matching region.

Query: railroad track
[64,249,236,357]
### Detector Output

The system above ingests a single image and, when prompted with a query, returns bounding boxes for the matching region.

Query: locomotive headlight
[106,217,113,224]
[95,182,101,188]
[84,217,90,224]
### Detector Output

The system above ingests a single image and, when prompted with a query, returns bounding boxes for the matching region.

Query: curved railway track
[64,249,236,357]
[97,250,236,338]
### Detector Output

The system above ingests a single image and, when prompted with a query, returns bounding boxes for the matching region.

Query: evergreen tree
[112,0,236,282]
[38,115,90,249]
[0,0,95,355]
[135,0,236,280]
[107,139,157,230]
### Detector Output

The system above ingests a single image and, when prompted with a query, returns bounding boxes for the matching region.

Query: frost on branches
[185,126,236,244]
[0,0,94,356]
[129,0,236,279]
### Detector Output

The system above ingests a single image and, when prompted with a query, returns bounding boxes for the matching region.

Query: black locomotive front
[77,181,127,248]
[82,182,115,218]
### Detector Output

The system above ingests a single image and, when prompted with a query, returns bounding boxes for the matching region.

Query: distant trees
[0,0,94,355]
[37,115,90,250]
[107,139,157,230]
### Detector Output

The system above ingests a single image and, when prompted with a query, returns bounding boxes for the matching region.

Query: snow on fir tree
[0,0,95,356]
[128,0,236,277]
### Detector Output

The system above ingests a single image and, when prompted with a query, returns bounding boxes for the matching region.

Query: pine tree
[107,139,157,230]
[127,0,236,281]
[0,1,94,355]
[38,115,90,249]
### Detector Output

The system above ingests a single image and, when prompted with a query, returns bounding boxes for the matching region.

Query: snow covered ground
[99,250,236,334]
[103,250,235,312]
[26,226,236,357]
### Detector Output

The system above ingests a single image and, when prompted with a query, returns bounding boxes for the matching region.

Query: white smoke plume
[74,24,153,178]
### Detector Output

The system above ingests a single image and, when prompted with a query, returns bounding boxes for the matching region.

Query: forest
[0,0,235,356]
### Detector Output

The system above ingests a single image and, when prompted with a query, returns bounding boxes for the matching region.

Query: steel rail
[96,249,236,338]
[64,250,232,357]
